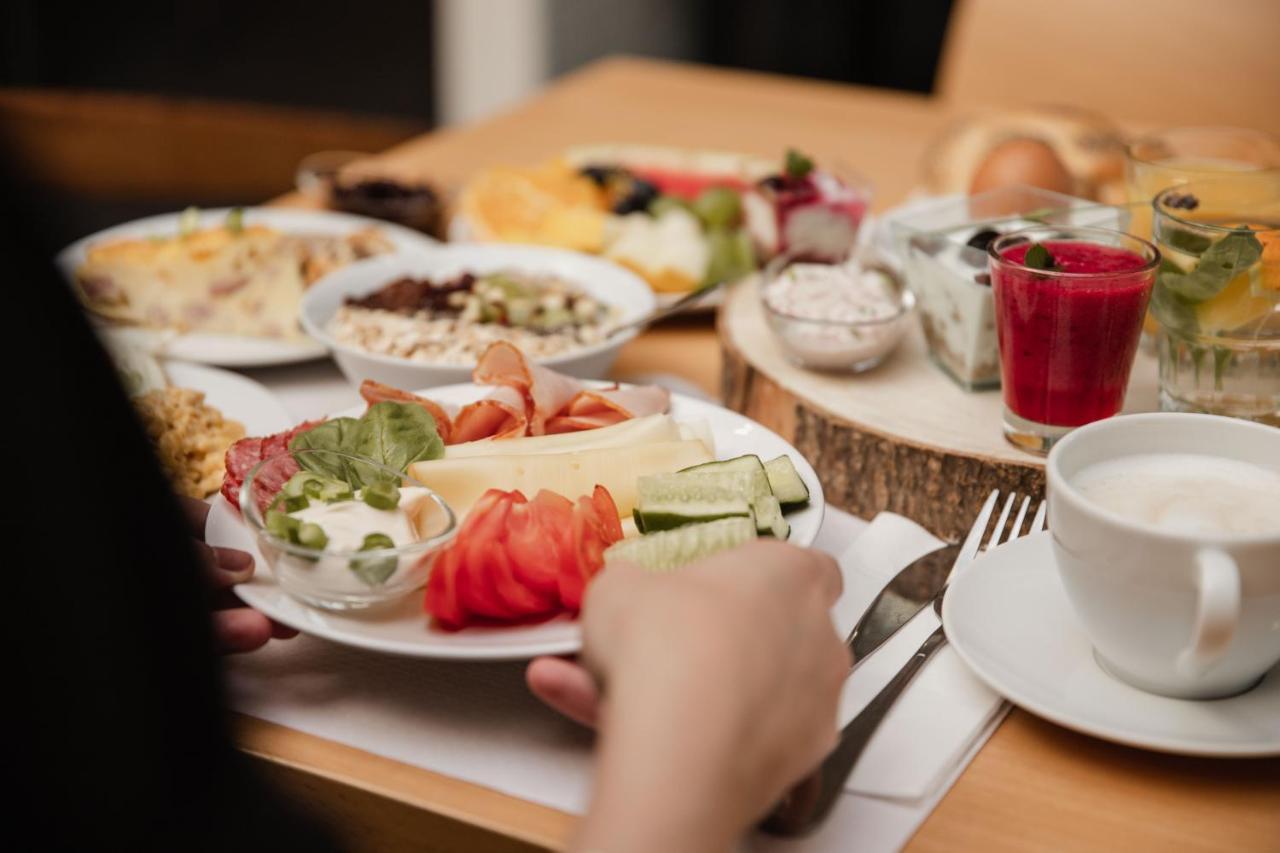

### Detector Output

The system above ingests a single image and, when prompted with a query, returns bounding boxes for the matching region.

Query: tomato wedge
[423,484,625,630]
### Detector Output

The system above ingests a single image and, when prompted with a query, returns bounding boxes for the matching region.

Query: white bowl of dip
[302,244,656,390]
[761,256,914,373]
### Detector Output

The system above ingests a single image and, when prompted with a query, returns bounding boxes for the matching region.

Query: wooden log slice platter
[717,278,1159,541]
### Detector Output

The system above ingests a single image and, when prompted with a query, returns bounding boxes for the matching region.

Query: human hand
[539,540,847,852]
[180,496,298,654]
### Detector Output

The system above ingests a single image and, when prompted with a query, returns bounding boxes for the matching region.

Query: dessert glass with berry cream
[989,226,1159,453]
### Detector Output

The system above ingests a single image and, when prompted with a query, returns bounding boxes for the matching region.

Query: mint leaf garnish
[1023,242,1059,271]
[784,148,814,179]
[1158,231,1262,303]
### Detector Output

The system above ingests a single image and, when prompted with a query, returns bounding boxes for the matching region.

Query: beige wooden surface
[263,56,1280,851]
[937,0,1280,134]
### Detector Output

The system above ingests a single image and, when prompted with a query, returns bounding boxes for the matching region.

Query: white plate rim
[163,361,295,437]
[57,207,440,368]
[298,243,657,374]
[942,532,1280,758]
[209,383,825,660]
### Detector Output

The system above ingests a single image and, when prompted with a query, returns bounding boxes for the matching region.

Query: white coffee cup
[1046,412,1280,700]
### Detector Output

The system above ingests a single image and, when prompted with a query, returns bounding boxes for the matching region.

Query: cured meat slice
[545,384,671,433]
[450,385,528,443]
[359,379,456,445]
[472,341,582,435]
[220,421,322,511]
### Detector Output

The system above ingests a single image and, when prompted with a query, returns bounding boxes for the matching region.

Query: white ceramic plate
[163,361,294,437]
[300,244,656,389]
[206,385,825,660]
[57,207,439,367]
[943,532,1280,757]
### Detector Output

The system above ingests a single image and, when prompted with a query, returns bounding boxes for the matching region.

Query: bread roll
[924,106,1126,200]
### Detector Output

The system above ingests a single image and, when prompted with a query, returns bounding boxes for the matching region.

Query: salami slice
[220,420,322,511]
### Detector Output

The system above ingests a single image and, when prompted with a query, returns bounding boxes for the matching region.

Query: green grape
[648,195,689,218]
[692,187,742,230]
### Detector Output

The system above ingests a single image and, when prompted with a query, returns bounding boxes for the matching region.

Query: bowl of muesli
[301,244,655,388]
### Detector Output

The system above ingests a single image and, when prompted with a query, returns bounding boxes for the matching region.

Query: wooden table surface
[262,56,1280,852]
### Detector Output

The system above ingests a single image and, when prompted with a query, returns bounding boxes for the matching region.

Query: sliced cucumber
[679,454,771,500]
[605,517,757,572]
[632,508,647,534]
[764,455,809,510]
[751,494,790,540]
[635,471,753,532]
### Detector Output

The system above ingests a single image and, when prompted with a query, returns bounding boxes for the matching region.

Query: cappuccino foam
[1071,453,1280,535]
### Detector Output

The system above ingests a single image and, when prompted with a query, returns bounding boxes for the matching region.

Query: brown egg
[969,138,1075,197]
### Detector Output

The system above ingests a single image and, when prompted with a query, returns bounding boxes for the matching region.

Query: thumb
[526,656,601,728]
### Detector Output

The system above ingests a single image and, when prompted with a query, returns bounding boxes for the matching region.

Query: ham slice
[472,341,582,435]
[451,385,529,443]
[360,379,456,444]
[545,385,672,433]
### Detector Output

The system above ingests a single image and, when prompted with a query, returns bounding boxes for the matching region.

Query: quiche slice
[75,219,392,339]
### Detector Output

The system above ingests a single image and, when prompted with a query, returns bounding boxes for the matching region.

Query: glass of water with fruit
[1151,177,1280,425]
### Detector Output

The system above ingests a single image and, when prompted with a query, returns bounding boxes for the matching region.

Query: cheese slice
[444,414,712,459]
[409,439,714,519]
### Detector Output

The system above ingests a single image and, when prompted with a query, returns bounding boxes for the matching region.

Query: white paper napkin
[829,513,1007,801]
[225,508,1005,852]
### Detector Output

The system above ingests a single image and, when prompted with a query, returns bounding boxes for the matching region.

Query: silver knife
[846,542,960,667]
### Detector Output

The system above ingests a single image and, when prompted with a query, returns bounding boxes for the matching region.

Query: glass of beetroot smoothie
[989,226,1159,453]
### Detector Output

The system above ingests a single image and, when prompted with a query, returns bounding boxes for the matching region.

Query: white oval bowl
[301,244,656,390]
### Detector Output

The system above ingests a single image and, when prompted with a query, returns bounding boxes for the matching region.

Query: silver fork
[761,490,1048,836]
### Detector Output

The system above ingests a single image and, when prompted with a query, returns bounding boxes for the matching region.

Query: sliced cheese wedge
[409,439,714,519]
[444,414,714,458]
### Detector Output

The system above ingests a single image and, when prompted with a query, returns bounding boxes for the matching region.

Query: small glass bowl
[761,254,914,373]
[241,449,456,611]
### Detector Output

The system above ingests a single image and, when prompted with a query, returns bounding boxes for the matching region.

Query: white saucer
[942,532,1280,757]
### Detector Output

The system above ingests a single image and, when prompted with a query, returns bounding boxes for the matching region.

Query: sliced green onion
[296,522,329,550]
[359,532,395,551]
[350,532,398,586]
[361,481,401,510]
[265,510,300,542]
[282,494,310,513]
[225,206,245,234]
[178,206,200,237]
[320,480,354,502]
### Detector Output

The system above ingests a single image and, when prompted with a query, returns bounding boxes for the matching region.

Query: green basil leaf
[289,417,360,480]
[1150,275,1199,333]
[346,401,445,485]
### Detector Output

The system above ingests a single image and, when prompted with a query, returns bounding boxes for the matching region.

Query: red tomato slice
[486,537,556,617]
[505,498,562,601]
[425,485,625,628]
[424,548,465,630]
[458,493,518,619]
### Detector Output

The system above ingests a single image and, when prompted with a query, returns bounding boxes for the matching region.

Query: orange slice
[459,162,606,252]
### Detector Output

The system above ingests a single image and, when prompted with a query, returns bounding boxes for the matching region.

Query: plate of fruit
[452,145,871,307]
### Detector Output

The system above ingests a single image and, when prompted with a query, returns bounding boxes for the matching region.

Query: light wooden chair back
[936,0,1280,133]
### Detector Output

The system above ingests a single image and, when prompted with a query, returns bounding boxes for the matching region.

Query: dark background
[0,0,953,245]
[3,0,952,122]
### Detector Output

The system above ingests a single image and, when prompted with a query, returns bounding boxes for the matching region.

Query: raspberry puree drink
[989,226,1159,453]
